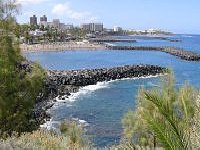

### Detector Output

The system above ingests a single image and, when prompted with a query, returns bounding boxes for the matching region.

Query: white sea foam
[54,74,165,103]
[108,74,164,83]
[72,118,89,127]
[40,118,89,130]
[55,81,110,103]
[40,119,60,130]
[41,74,165,130]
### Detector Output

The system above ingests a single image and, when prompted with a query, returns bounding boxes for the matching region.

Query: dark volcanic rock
[106,45,200,61]
[46,64,166,98]
[34,64,166,127]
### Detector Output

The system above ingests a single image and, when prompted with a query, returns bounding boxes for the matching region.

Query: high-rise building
[30,15,37,26]
[113,26,122,32]
[65,24,74,30]
[81,23,90,31]
[39,21,48,27]
[92,23,103,32]
[59,23,65,30]
[39,15,48,27]
[40,15,47,22]
[52,19,60,29]
[81,23,103,32]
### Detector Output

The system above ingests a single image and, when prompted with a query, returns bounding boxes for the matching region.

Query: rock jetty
[106,45,200,61]
[46,64,167,99]
[89,38,136,43]
[34,64,166,126]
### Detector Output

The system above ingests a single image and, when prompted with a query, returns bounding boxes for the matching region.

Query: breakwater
[106,45,200,61]
[35,64,166,123]
[89,38,136,43]
[46,64,166,100]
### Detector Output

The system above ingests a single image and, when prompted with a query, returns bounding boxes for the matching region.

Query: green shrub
[0,0,45,136]
[2,121,91,149]
[122,73,200,149]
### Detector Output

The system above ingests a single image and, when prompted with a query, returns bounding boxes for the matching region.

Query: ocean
[24,34,200,147]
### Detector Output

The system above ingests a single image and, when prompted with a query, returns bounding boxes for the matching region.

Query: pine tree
[0,0,45,137]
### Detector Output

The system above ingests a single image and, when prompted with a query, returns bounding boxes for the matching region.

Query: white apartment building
[81,23,103,32]
[113,26,122,32]
[39,21,48,27]
[29,29,47,36]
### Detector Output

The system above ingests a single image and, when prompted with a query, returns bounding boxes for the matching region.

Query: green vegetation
[122,73,200,149]
[18,25,87,44]
[1,1,200,149]
[17,23,87,44]
[0,0,45,137]
[1,121,91,149]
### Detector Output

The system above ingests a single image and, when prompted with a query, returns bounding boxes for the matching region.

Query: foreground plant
[122,73,200,149]
[0,0,45,137]
[1,121,91,149]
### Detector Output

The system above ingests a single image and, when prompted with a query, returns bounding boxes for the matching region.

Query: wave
[108,74,164,83]
[55,81,110,103]
[54,74,165,104]
[40,119,60,130]
[72,118,89,127]
[41,74,165,130]
[40,118,89,130]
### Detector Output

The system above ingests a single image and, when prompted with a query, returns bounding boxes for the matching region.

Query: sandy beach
[20,42,105,52]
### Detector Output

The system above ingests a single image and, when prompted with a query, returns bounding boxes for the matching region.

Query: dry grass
[1,121,91,149]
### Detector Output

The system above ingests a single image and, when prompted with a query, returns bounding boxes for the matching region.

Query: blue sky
[17,0,200,34]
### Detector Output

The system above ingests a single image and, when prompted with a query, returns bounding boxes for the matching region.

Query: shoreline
[41,73,167,129]
[37,64,167,126]
[21,42,200,62]
[54,73,167,103]
[20,42,105,52]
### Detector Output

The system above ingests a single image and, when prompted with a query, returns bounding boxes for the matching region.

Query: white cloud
[52,2,98,22]
[17,0,49,5]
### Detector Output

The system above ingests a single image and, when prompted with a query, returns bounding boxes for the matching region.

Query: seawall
[106,45,200,61]
[34,64,166,125]
[46,64,167,99]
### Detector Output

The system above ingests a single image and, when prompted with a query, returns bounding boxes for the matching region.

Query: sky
[16,0,200,34]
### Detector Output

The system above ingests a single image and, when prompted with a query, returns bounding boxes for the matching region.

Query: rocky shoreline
[34,64,167,124]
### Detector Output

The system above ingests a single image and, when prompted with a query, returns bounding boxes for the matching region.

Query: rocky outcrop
[33,64,166,126]
[46,64,167,99]
[89,38,137,43]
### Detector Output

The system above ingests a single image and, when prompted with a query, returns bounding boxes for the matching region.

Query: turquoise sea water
[24,35,200,147]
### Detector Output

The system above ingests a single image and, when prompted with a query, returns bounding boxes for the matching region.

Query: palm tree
[122,73,200,149]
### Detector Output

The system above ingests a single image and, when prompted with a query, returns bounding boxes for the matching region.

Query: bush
[1,121,91,149]
[122,73,200,149]
[0,0,45,137]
